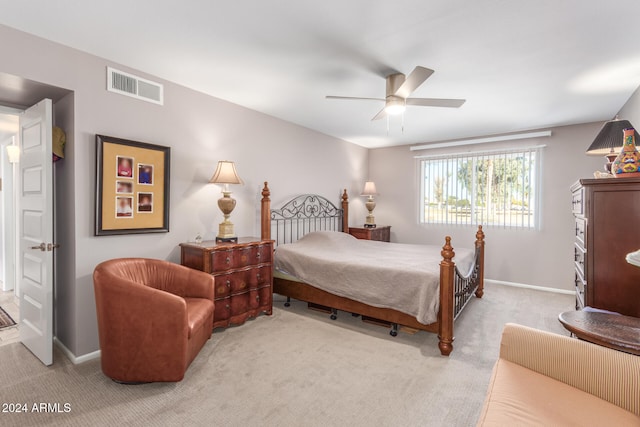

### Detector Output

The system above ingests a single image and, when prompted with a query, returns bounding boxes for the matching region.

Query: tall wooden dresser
[180,238,274,329]
[571,178,640,317]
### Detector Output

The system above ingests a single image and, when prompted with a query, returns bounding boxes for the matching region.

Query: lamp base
[364,197,376,229]
[216,219,236,242]
[216,236,238,243]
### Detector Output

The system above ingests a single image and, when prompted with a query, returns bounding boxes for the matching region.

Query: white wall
[0,24,368,357]
[369,123,604,291]
[617,85,640,129]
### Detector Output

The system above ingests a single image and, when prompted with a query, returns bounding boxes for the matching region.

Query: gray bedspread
[274,231,475,325]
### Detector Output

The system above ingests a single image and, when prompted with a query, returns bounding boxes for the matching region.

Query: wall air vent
[106,67,163,105]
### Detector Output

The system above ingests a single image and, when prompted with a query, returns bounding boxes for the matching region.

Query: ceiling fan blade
[406,98,466,108]
[326,95,385,101]
[371,107,387,121]
[394,66,434,98]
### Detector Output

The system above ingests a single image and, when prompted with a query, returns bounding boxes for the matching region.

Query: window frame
[416,145,544,229]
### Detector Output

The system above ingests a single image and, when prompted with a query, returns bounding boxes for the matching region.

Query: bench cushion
[478,358,640,426]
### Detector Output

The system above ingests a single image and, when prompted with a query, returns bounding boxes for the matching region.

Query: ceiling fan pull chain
[386,116,390,136]
[402,113,405,134]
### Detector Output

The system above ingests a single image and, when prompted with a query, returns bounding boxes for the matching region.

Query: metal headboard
[270,194,343,246]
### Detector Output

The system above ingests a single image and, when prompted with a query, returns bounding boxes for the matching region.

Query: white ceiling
[1,0,640,148]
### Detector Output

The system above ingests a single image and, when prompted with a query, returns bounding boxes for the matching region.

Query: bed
[259,182,485,356]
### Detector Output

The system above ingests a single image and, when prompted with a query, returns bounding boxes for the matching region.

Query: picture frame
[95,134,170,235]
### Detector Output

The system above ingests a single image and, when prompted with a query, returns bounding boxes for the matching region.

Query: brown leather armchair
[93,258,215,383]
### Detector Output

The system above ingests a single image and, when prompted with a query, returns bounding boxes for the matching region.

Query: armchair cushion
[185,297,214,339]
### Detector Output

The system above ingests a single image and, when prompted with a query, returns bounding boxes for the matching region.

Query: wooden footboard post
[341,189,349,234]
[261,182,271,241]
[475,225,485,298]
[438,237,455,356]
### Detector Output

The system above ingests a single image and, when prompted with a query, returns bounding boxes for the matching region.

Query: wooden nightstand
[180,237,273,329]
[348,226,391,242]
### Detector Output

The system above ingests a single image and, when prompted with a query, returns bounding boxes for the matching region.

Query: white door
[18,99,54,366]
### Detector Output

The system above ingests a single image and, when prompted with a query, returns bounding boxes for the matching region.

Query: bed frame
[259,182,485,356]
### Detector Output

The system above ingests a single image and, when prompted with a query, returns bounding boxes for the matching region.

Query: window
[418,146,542,228]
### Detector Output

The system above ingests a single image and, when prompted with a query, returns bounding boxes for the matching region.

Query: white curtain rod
[409,130,552,151]
[413,144,546,159]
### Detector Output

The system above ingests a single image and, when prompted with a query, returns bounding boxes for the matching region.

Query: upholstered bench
[477,323,640,426]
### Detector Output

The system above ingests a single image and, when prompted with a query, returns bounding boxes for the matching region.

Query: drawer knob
[226,257,230,264]
[256,295,260,301]
[256,252,261,259]
[226,304,230,309]
[226,280,231,288]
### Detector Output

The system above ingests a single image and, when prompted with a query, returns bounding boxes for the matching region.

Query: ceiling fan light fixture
[384,97,406,115]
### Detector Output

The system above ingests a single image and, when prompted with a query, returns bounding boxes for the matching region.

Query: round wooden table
[558,310,640,356]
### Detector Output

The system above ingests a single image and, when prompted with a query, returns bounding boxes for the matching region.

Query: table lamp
[209,160,243,242]
[361,181,378,228]
[586,116,639,173]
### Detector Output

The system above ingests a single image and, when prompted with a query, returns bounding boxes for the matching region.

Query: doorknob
[29,242,60,251]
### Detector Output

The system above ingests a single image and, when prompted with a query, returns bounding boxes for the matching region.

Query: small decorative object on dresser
[360,181,378,228]
[180,238,274,329]
[209,160,243,243]
[570,178,640,317]
[348,225,391,242]
[611,127,640,177]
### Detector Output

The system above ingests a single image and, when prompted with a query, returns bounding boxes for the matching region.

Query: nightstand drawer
[348,226,391,242]
[211,245,268,270]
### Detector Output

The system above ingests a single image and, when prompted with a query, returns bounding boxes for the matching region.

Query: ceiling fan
[326,66,465,121]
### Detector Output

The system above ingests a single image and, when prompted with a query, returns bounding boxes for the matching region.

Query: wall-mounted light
[6,145,19,164]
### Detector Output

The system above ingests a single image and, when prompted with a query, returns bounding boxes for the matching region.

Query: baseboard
[54,337,101,365]
[485,279,574,295]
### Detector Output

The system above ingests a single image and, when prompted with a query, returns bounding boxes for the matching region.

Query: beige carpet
[0,283,573,427]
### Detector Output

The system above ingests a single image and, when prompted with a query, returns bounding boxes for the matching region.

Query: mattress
[274,231,475,324]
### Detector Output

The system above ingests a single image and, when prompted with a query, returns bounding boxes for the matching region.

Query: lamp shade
[586,118,640,155]
[209,160,243,184]
[361,181,378,196]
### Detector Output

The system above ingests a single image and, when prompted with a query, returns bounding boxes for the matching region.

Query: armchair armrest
[500,323,640,416]
[181,267,216,301]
